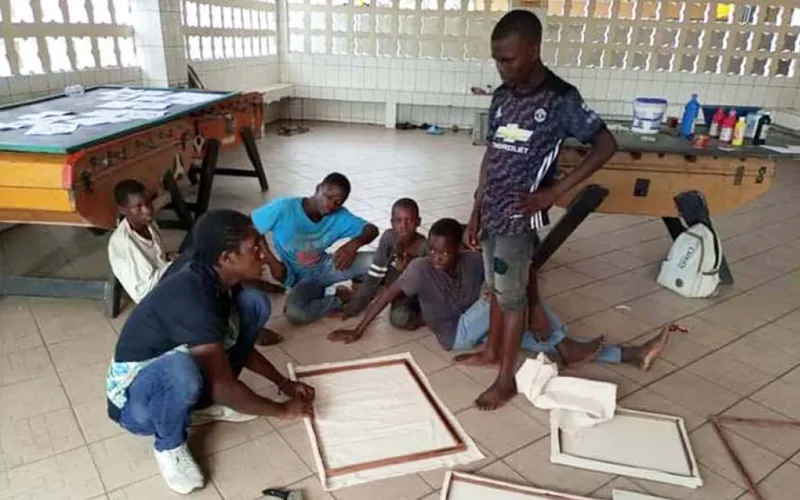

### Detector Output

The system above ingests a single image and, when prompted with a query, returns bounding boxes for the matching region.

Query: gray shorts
[481,231,538,312]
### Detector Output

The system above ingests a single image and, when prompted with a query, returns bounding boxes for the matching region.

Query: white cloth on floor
[515,353,617,435]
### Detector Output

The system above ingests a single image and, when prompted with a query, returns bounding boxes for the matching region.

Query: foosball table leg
[104,267,123,319]
[531,184,610,272]
[241,126,269,192]
[163,172,194,231]
[667,190,734,285]
[191,138,220,218]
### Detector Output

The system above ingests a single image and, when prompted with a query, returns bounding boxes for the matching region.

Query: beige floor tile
[601,343,678,387]
[648,369,742,417]
[563,362,642,398]
[74,398,126,444]
[372,339,452,374]
[331,473,432,500]
[2,447,104,500]
[0,345,55,386]
[0,375,69,424]
[745,462,800,500]
[686,351,776,397]
[61,361,111,406]
[48,328,118,374]
[632,464,744,500]
[276,422,318,473]
[619,388,708,432]
[0,298,43,354]
[696,281,800,336]
[537,266,595,297]
[591,477,650,499]
[722,399,800,459]
[427,366,488,414]
[207,432,310,500]
[417,492,440,500]
[773,308,800,333]
[347,320,430,355]
[0,407,85,468]
[455,404,548,458]
[474,460,527,484]
[189,417,274,457]
[547,290,608,323]
[417,442,496,489]
[28,298,112,346]
[286,475,335,500]
[689,423,783,489]
[281,332,369,366]
[89,432,160,491]
[108,473,224,499]
[750,369,800,421]
[567,308,654,345]
[503,438,610,496]
[719,324,800,378]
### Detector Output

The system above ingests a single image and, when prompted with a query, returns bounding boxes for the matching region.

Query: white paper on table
[69,117,115,126]
[0,121,32,130]
[97,101,135,109]
[24,122,79,135]
[132,94,173,103]
[124,110,168,120]
[128,101,172,111]
[95,87,150,101]
[168,92,217,104]
[16,111,72,121]
[761,145,800,154]
[515,353,617,435]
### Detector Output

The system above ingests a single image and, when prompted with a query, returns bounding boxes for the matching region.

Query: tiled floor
[1,122,800,500]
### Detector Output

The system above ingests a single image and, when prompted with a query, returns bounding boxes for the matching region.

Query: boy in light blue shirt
[251,172,379,324]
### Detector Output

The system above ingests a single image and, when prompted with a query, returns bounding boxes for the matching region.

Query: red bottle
[719,110,738,143]
[708,107,725,138]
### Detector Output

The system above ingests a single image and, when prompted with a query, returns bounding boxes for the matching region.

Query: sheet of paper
[0,121,32,130]
[16,111,72,121]
[132,95,173,103]
[95,87,150,101]
[128,101,172,111]
[169,92,218,105]
[69,117,115,126]
[24,122,79,135]
[124,110,168,120]
[97,101,135,109]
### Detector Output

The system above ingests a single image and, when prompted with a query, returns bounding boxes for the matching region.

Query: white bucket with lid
[632,97,668,134]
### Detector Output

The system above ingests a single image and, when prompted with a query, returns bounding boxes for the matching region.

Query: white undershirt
[108,218,172,304]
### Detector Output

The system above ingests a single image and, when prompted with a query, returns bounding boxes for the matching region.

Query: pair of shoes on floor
[156,405,258,494]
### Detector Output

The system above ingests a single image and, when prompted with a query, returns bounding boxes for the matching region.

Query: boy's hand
[278,398,314,419]
[282,380,316,402]
[327,328,363,344]
[515,187,558,216]
[464,213,481,250]
[333,240,360,270]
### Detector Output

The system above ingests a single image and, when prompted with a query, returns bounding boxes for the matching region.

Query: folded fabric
[515,353,617,435]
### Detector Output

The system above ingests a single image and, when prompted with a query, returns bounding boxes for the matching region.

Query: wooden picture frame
[612,490,671,500]
[288,353,483,491]
[440,471,599,500]
[550,408,703,489]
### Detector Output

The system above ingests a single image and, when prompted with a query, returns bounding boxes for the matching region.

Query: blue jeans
[452,298,622,363]
[285,251,374,324]
[118,287,271,451]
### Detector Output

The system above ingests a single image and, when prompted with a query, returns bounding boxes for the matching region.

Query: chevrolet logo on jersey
[492,124,532,154]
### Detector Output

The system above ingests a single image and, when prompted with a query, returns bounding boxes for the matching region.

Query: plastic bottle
[753,112,772,145]
[719,110,738,142]
[680,94,701,138]
[732,117,746,146]
[708,107,725,138]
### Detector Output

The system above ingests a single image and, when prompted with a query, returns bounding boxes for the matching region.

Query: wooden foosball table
[532,125,800,284]
[0,86,270,316]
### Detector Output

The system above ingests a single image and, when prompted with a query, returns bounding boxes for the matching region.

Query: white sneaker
[154,443,204,495]
[191,404,258,426]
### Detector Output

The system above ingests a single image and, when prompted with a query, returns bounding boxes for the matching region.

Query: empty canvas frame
[288,353,484,491]
[440,471,599,500]
[550,408,702,489]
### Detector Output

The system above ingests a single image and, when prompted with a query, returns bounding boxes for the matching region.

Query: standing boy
[343,198,426,329]
[250,173,379,325]
[463,10,618,410]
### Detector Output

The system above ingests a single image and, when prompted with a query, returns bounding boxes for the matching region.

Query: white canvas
[289,354,483,491]
[612,490,671,500]
[440,471,599,500]
[550,408,702,489]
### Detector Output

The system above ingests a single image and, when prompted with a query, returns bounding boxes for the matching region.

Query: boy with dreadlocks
[106,209,314,495]
[462,10,617,410]
[342,198,426,329]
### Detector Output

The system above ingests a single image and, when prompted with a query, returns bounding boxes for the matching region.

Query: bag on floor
[657,222,721,298]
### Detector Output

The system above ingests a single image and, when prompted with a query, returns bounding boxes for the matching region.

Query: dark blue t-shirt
[481,68,605,236]
[113,261,232,363]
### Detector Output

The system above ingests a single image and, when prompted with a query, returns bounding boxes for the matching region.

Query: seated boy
[328,218,669,372]
[343,198,426,329]
[106,209,314,495]
[108,180,174,304]
[250,172,379,325]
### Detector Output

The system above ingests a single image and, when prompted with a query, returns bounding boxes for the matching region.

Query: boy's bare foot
[529,303,551,342]
[475,379,517,411]
[454,350,500,366]
[556,336,604,369]
[635,328,671,371]
[256,328,283,346]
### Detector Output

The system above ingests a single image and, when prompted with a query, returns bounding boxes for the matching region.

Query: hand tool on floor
[262,488,304,500]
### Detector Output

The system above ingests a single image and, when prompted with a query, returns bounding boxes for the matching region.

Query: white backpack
[657,222,722,298]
